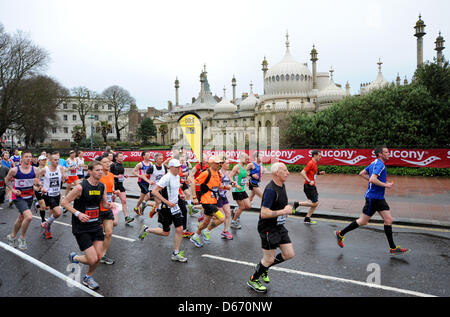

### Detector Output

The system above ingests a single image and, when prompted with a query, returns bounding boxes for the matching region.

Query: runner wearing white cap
[138,159,188,262]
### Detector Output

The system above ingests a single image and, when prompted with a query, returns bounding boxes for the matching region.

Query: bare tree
[102,85,135,141]
[71,86,97,135]
[0,24,50,137]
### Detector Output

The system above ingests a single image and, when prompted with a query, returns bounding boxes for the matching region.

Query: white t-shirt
[156,172,180,204]
[75,157,85,175]
[157,172,181,215]
[66,158,78,176]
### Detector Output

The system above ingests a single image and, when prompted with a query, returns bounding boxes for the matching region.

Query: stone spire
[310,45,318,89]
[435,31,445,66]
[414,14,426,67]
[231,75,237,104]
[174,77,180,106]
[200,65,206,103]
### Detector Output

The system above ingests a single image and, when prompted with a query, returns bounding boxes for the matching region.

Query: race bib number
[241,178,248,185]
[20,188,34,199]
[48,177,60,196]
[277,215,287,226]
[170,205,181,216]
[107,192,113,203]
[118,175,124,182]
[211,186,219,198]
[85,207,99,222]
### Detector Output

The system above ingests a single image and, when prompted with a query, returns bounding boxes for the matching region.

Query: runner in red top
[293,150,325,225]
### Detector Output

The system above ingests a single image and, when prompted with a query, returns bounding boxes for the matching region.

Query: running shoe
[17,237,27,250]
[201,229,210,244]
[247,277,267,293]
[133,207,143,216]
[100,255,115,265]
[171,250,188,263]
[82,275,99,290]
[69,252,79,264]
[190,235,203,248]
[6,234,16,248]
[221,231,233,240]
[304,219,318,225]
[293,201,300,212]
[261,271,270,283]
[230,220,242,229]
[44,232,52,239]
[41,221,49,238]
[390,246,410,256]
[138,225,149,240]
[182,230,194,238]
[335,230,344,248]
[125,216,134,224]
[149,206,158,218]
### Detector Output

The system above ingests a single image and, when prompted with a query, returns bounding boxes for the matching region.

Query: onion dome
[365,59,389,93]
[214,87,237,113]
[264,32,312,96]
[240,82,259,111]
[317,67,346,103]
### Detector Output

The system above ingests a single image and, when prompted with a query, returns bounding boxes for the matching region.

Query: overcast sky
[0,0,448,110]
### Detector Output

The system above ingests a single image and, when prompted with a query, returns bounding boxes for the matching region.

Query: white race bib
[170,205,181,216]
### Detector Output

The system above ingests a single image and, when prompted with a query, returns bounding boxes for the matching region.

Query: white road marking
[0,241,103,297]
[202,254,437,297]
[32,216,136,242]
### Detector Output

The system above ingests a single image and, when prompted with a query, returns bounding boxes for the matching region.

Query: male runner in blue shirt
[335,146,410,255]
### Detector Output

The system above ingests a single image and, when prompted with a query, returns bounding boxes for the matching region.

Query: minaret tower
[310,45,318,89]
[200,65,206,103]
[231,75,237,104]
[396,73,401,86]
[435,32,445,66]
[414,14,426,68]
[174,77,179,106]
[262,57,268,94]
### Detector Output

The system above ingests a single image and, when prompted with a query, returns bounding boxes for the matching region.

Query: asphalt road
[0,199,449,298]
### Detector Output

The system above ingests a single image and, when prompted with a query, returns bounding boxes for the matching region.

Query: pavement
[121,169,450,229]
[0,170,449,300]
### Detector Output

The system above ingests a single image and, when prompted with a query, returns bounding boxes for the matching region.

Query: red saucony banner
[83,149,450,168]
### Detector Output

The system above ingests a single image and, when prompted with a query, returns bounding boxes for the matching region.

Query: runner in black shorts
[247,162,295,293]
[63,160,111,290]
[138,159,188,263]
[40,152,65,239]
[335,146,410,255]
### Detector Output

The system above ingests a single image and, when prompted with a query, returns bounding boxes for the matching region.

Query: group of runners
[1,145,410,293]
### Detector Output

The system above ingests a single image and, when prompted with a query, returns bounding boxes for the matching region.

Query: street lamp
[89,114,95,149]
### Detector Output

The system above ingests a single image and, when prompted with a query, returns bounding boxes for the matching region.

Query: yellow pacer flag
[178,112,203,164]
